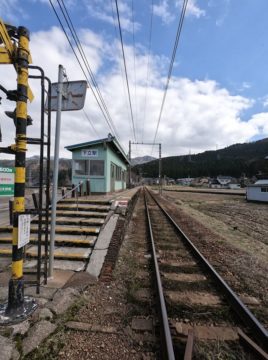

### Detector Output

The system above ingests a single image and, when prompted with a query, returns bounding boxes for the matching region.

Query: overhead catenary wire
[110,0,133,139]
[48,0,120,139]
[82,109,99,138]
[142,0,154,143]
[59,0,119,140]
[131,0,138,139]
[151,0,188,151]
[114,0,137,142]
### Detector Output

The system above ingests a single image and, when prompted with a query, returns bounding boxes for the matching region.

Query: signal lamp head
[5,110,33,126]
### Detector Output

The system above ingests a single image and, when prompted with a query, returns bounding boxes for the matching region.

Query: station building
[66,134,129,194]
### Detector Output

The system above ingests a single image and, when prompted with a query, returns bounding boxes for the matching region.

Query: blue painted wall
[70,142,127,193]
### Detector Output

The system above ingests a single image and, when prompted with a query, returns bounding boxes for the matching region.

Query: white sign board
[46,80,87,111]
[18,215,31,249]
[81,149,99,158]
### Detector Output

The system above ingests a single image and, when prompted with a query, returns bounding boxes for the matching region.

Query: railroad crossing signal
[0,18,34,102]
[0,19,37,324]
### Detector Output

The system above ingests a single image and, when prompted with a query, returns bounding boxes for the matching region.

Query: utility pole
[128,140,131,188]
[49,64,64,278]
[159,143,162,195]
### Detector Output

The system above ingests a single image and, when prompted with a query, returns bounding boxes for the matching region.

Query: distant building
[191,177,209,187]
[176,178,194,186]
[66,134,129,193]
[209,178,222,189]
[246,179,268,202]
[209,176,235,189]
[228,183,241,190]
[199,177,209,186]
[217,176,233,186]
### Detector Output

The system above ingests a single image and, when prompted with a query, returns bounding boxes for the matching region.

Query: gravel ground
[58,195,158,359]
[45,188,268,358]
[158,189,268,322]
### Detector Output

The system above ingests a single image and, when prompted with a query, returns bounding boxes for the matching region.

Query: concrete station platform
[0,187,140,279]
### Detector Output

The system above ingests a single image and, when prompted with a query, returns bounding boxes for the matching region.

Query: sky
[0,0,268,159]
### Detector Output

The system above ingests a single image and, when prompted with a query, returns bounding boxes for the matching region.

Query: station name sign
[0,166,15,197]
[81,149,98,158]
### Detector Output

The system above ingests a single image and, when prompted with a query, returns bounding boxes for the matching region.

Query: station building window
[74,160,89,175]
[115,165,122,181]
[74,160,104,176]
[261,187,268,192]
[90,160,104,176]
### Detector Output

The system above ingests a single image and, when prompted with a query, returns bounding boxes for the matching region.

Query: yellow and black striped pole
[6,26,36,316]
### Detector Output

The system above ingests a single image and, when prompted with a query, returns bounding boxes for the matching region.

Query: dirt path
[58,195,158,359]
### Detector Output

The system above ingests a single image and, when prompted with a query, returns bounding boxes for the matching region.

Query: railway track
[143,187,268,359]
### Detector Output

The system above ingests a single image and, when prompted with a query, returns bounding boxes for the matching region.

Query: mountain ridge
[134,138,268,178]
[1,138,268,181]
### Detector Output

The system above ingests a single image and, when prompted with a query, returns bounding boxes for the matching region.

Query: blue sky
[0,0,268,158]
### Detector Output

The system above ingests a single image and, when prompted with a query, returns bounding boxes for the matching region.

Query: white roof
[254,180,268,185]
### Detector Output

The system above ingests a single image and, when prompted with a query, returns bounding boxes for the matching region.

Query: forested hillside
[135,138,268,178]
[0,157,72,186]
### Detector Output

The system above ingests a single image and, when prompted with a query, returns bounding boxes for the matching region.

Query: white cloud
[262,96,268,108]
[83,0,140,33]
[153,0,175,25]
[236,81,251,92]
[248,113,268,135]
[214,0,230,27]
[241,82,251,90]
[154,0,205,24]
[176,0,205,18]
[0,0,27,23]
[0,26,267,162]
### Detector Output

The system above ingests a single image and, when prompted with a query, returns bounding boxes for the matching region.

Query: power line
[114,0,136,142]
[142,0,154,143]
[131,0,138,139]
[110,0,133,138]
[83,109,99,138]
[151,0,188,149]
[59,0,119,140]
[48,0,119,139]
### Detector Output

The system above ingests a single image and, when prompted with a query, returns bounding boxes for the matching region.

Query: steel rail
[146,188,268,351]
[144,190,175,360]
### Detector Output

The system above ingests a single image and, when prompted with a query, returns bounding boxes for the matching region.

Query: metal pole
[4,26,37,320]
[9,199,13,226]
[86,179,90,196]
[32,192,38,209]
[71,184,75,198]
[129,140,131,188]
[49,64,64,278]
[159,143,162,195]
